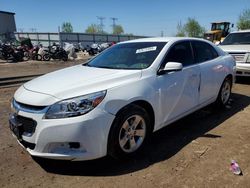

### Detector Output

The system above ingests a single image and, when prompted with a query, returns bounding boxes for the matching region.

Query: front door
[156,41,201,127]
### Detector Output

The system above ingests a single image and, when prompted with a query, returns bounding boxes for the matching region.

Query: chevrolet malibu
[9,37,236,161]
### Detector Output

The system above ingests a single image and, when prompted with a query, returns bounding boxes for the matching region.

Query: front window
[86,42,166,69]
[212,23,225,31]
[221,32,250,45]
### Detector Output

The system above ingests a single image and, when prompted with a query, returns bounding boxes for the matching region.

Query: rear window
[192,41,218,63]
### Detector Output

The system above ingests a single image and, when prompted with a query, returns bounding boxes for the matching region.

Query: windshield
[86,42,166,69]
[221,32,250,45]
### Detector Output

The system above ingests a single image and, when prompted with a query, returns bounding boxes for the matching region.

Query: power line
[97,16,105,33]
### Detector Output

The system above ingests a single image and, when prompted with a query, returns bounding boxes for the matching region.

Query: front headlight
[44,91,106,119]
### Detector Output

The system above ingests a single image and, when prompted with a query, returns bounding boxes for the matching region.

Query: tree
[85,24,98,34]
[112,25,124,35]
[183,18,205,37]
[237,9,250,30]
[176,21,185,37]
[62,22,73,33]
[85,24,102,34]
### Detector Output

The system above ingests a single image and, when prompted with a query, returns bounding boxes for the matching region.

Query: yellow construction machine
[204,22,233,44]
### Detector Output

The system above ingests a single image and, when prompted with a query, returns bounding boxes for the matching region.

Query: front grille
[229,53,246,62]
[14,100,47,112]
[16,115,37,135]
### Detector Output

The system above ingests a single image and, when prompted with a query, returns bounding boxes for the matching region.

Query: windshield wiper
[95,66,116,69]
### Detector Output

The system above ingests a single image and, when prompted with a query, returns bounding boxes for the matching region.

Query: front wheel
[23,51,30,61]
[108,104,151,159]
[215,77,232,108]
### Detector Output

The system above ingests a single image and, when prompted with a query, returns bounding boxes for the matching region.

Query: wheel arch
[130,100,155,132]
[225,74,233,85]
[111,100,155,132]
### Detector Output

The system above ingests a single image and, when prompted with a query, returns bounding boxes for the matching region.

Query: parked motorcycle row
[0,39,116,63]
[0,42,68,63]
[82,42,116,56]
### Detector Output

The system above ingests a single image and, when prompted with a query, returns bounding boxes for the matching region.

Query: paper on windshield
[136,46,157,54]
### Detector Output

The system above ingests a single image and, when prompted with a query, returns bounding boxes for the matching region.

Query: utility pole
[110,17,118,33]
[18,28,24,33]
[97,16,105,33]
[30,28,37,32]
[161,30,164,37]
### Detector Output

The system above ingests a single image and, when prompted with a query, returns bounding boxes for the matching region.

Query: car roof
[121,37,208,44]
[211,22,230,24]
[230,29,250,33]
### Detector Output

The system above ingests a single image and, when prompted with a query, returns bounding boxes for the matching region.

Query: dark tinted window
[164,41,194,67]
[221,32,250,45]
[192,41,218,63]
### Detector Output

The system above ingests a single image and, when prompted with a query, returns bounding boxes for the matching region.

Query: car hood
[219,44,250,53]
[23,64,142,100]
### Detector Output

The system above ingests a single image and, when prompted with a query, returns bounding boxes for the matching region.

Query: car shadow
[236,77,250,85]
[34,92,250,176]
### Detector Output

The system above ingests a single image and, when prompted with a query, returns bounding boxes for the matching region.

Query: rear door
[191,41,221,105]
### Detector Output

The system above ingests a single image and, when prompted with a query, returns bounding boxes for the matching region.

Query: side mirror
[157,62,183,75]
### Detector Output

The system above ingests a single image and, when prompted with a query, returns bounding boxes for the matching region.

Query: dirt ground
[0,58,88,78]
[0,61,250,188]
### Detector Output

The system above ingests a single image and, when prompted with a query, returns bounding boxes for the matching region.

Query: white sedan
[9,37,236,161]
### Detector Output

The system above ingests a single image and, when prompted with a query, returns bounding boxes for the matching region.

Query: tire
[62,54,68,61]
[43,54,50,61]
[215,77,232,108]
[0,51,3,59]
[108,104,152,160]
[23,51,30,61]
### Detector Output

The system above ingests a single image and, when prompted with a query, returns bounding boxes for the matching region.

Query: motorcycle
[43,44,68,61]
[0,43,23,62]
[22,45,42,61]
[85,42,112,56]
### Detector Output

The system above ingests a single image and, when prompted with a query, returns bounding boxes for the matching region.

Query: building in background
[0,11,16,41]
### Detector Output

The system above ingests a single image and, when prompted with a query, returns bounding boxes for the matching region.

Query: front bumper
[9,108,115,161]
[236,63,250,77]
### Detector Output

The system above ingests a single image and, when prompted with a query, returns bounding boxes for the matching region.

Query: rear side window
[164,41,194,67]
[192,41,218,63]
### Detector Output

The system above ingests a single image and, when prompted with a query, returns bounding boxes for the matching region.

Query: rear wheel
[108,104,151,159]
[62,54,68,61]
[215,77,232,108]
[0,51,3,59]
[43,54,50,61]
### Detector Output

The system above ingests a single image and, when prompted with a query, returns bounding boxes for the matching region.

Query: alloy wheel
[118,115,146,153]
